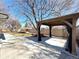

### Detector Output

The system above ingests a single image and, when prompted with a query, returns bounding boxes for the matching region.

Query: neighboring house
[17,25,79,38]
[28,27,37,34]
[2,19,21,32]
[41,26,68,38]
[18,27,32,33]
[27,26,68,37]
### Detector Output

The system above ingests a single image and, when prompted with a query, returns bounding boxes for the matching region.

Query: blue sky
[1,0,79,26]
[1,0,27,27]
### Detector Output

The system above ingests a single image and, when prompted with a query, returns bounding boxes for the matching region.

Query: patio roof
[38,13,79,26]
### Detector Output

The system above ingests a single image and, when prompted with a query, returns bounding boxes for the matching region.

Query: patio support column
[71,18,77,55]
[37,23,41,41]
[66,18,77,55]
[49,26,52,37]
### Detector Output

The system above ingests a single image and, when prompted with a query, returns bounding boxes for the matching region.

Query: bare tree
[3,19,21,32]
[14,0,73,33]
[50,0,73,16]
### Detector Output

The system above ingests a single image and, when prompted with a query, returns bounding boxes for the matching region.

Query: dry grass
[8,32,32,37]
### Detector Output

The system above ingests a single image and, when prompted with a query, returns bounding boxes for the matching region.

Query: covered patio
[37,13,79,55]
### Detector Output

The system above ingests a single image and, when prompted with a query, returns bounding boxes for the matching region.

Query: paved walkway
[0,33,78,59]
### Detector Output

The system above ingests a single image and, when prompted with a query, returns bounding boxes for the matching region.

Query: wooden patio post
[37,23,41,41]
[71,18,77,55]
[49,26,52,37]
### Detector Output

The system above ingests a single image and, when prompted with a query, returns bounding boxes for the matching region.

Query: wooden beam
[71,17,77,55]
[64,21,72,28]
[49,26,52,37]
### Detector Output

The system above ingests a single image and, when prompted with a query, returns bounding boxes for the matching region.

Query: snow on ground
[45,37,67,48]
[0,33,16,42]
[76,47,79,57]
[4,33,16,40]
[0,33,79,59]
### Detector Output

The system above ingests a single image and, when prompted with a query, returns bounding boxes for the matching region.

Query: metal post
[37,23,41,41]
[49,26,52,37]
[66,25,72,53]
